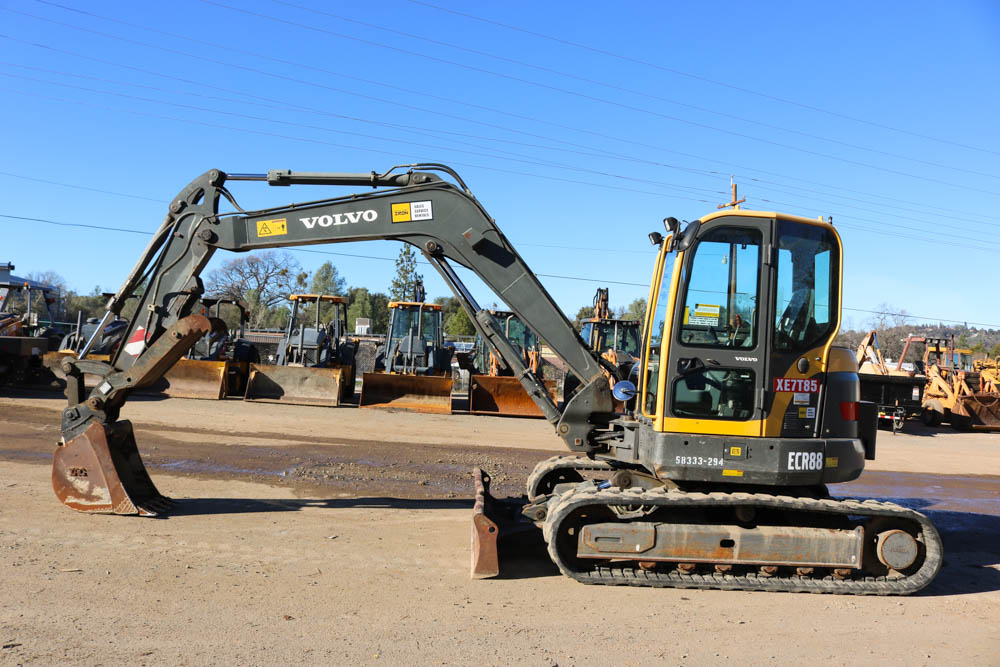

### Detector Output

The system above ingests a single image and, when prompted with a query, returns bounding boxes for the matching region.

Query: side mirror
[612,380,637,401]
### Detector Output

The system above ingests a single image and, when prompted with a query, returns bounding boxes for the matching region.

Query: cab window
[677,227,760,349]
[642,254,675,416]
[773,221,838,353]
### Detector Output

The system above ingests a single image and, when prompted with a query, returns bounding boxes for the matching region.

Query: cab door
[659,216,772,436]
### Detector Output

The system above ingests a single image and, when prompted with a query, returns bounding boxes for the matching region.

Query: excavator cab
[244,294,355,406]
[468,310,559,417]
[359,301,454,413]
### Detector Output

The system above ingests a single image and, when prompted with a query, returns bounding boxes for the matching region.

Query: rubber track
[526,455,615,502]
[543,486,943,595]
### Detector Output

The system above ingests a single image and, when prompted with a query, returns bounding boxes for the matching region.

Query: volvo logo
[300,210,378,229]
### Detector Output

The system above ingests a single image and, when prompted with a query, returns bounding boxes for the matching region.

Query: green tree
[573,305,593,328]
[622,297,647,323]
[347,287,390,334]
[389,245,423,301]
[434,296,475,337]
[991,342,1000,359]
[206,251,306,328]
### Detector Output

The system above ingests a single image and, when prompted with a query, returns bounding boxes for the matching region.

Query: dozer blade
[952,393,1000,431]
[244,363,343,407]
[471,468,500,579]
[359,372,452,414]
[52,420,170,516]
[469,375,559,418]
[151,359,228,400]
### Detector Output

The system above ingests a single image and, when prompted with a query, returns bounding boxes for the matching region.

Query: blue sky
[1,0,998,328]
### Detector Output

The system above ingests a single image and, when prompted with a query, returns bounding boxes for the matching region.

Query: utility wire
[259,0,1000,182]
[5,75,997,250]
[1,33,994,227]
[8,4,1000,198]
[406,0,1000,159]
[4,213,995,326]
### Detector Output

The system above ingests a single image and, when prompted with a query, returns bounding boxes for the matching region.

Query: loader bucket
[244,363,344,407]
[153,359,229,400]
[471,467,500,579]
[952,393,1000,431]
[52,420,169,516]
[469,375,559,418]
[359,372,453,414]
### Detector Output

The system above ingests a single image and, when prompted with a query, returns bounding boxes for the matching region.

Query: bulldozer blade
[244,363,344,407]
[359,372,453,414]
[52,420,169,516]
[149,359,228,400]
[469,375,559,418]
[471,467,500,579]
[953,394,1000,431]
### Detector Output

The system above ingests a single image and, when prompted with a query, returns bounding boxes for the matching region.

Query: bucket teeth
[53,420,168,516]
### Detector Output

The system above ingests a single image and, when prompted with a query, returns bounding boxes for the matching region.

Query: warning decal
[256,218,287,237]
[688,303,721,326]
[123,327,146,357]
[391,201,434,223]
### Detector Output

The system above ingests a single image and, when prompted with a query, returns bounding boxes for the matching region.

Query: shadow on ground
[166,494,1000,593]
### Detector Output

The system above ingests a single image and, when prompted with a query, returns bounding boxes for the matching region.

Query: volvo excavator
[48,165,941,595]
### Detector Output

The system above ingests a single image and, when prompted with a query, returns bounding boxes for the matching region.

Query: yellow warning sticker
[391,203,411,223]
[825,457,839,468]
[798,407,808,418]
[722,469,744,477]
[729,446,742,457]
[256,218,287,237]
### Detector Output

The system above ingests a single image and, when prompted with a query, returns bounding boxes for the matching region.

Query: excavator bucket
[52,420,169,516]
[469,376,559,418]
[359,372,453,414]
[952,394,1000,431]
[154,359,229,400]
[471,468,500,579]
[243,363,345,407]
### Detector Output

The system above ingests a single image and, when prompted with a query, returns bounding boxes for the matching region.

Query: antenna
[718,175,746,210]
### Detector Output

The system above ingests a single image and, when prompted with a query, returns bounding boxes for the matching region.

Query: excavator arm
[59,166,613,456]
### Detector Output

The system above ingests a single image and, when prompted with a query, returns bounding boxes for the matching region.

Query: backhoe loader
[244,294,354,407]
[468,309,558,417]
[359,294,453,414]
[155,298,260,399]
[580,287,642,410]
[48,165,941,595]
[899,336,1000,430]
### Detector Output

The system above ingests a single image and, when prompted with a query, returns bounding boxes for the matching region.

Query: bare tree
[206,251,306,328]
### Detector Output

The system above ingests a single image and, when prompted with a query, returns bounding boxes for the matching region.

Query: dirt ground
[2,392,999,665]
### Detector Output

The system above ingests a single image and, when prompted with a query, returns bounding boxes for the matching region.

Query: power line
[2,30,995,226]
[9,4,1000,199]
[405,0,1000,159]
[0,212,649,287]
[6,213,995,326]
[259,0,1000,183]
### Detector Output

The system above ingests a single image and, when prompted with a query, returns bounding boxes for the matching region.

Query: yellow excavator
[48,165,941,595]
[359,287,453,414]
[580,287,642,410]
[244,294,355,407]
[468,310,559,417]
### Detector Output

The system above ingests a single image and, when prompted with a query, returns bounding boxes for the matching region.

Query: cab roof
[290,294,349,303]
[388,301,442,310]
[697,208,835,231]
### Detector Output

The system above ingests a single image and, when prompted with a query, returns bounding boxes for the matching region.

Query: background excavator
[467,309,559,417]
[853,331,925,432]
[244,294,354,407]
[48,165,941,595]
[1,263,63,387]
[359,280,453,414]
